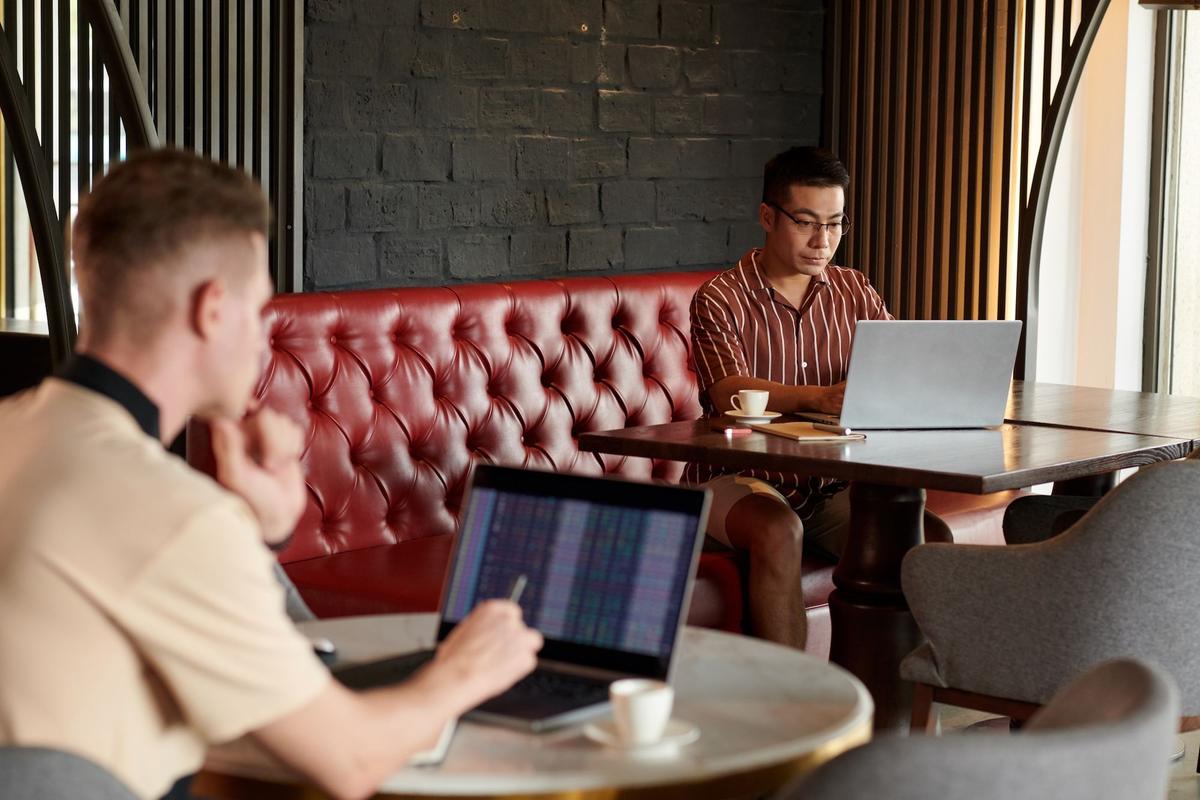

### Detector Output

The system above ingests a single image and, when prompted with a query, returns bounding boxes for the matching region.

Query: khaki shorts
[699,475,852,559]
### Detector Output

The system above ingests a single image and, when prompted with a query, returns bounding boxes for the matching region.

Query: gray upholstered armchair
[780,658,1178,800]
[0,747,138,799]
[900,460,1200,736]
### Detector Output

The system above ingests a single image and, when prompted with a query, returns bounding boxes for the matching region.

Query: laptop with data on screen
[333,464,710,732]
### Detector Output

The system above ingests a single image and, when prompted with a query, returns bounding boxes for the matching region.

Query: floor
[934,704,1200,799]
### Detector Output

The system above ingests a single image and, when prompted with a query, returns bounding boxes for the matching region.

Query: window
[1149,12,1200,394]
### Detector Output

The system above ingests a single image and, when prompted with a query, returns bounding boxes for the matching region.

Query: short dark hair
[72,148,270,341]
[761,147,850,206]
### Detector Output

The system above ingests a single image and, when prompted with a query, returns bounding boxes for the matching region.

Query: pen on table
[508,574,528,604]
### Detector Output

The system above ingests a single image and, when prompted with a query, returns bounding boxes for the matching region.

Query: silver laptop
[800,320,1022,432]
[333,464,710,732]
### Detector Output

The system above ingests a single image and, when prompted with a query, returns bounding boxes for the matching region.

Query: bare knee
[724,495,803,562]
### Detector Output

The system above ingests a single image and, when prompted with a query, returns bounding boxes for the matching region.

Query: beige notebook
[748,421,867,442]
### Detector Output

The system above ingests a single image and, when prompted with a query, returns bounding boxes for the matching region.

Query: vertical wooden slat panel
[195,0,203,152]
[892,2,907,316]
[251,0,263,180]
[1043,0,1056,117]
[264,0,277,203]
[193,0,204,152]
[39,0,51,173]
[90,20,102,178]
[21,0,33,109]
[963,0,981,321]
[56,0,67,222]
[933,0,952,319]
[979,0,998,320]
[949,0,968,319]
[240,0,252,172]
[239,0,250,171]
[913,0,934,320]
[153,0,164,139]
[76,5,89,196]
[202,0,212,155]
[873,5,893,307]
[208,0,219,158]
[841,1,860,270]
[220,0,231,164]
[855,5,876,285]
[998,0,1018,320]
[267,0,280,270]
[183,0,195,149]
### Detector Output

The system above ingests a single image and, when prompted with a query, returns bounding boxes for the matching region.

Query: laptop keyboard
[333,650,609,704]
[501,669,610,702]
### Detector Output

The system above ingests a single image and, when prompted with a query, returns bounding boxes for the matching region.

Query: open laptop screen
[438,465,708,678]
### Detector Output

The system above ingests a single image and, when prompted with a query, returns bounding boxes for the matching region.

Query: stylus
[812,422,855,435]
[508,574,528,604]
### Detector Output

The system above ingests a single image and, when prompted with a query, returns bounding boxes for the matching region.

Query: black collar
[57,354,161,440]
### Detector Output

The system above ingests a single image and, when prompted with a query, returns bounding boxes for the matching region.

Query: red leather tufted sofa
[189,270,1016,657]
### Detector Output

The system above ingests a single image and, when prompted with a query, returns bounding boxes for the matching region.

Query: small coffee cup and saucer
[583,678,700,754]
[724,389,780,425]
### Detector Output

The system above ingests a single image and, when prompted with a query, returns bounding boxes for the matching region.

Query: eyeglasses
[767,202,851,238]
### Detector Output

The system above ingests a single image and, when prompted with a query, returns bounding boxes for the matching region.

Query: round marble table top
[202,614,873,797]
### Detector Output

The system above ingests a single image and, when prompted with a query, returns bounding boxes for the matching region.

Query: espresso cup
[729,389,769,416]
[610,678,674,746]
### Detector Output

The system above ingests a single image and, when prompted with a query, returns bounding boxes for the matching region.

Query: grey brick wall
[304,0,823,289]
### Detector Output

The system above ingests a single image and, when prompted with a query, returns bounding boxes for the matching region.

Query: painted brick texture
[304,0,823,288]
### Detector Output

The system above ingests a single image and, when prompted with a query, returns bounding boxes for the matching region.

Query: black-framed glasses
[767,202,851,238]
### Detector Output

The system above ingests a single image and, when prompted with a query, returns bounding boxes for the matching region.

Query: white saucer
[583,719,700,750]
[724,409,782,423]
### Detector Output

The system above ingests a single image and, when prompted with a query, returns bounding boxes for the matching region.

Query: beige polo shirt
[0,379,330,799]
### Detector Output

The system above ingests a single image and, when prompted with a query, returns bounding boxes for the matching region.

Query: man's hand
[210,408,307,545]
[811,382,846,415]
[422,600,542,712]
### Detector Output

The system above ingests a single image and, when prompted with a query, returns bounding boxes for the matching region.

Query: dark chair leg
[910,683,936,734]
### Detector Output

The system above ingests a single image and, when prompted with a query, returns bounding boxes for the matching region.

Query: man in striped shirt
[686,147,949,648]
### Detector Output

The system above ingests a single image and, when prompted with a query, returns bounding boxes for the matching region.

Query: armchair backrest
[190,272,713,564]
[782,658,1178,800]
[0,747,138,800]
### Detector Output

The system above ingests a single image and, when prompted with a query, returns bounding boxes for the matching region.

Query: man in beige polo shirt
[0,150,542,800]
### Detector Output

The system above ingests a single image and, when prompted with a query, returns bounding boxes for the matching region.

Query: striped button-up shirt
[686,248,892,519]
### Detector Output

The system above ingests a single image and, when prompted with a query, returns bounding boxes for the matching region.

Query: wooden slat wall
[823,0,1111,377]
[3,0,301,315]
[96,0,299,290]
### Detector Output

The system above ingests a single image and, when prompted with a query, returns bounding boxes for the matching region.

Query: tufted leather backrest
[245,271,715,564]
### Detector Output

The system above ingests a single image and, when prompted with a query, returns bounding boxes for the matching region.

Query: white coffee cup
[610,678,674,745]
[729,389,769,416]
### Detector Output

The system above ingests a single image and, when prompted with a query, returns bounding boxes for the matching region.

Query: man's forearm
[253,676,464,800]
[707,375,838,414]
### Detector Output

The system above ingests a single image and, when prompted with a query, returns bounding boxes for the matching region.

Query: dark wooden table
[1006,380,1200,494]
[579,420,1190,730]
[1007,380,1200,446]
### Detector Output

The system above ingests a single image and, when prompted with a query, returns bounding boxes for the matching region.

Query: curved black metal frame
[1015,0,1113,379]
[80,0,158,152]
[0,0,157,366]
[0,25,73,365]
